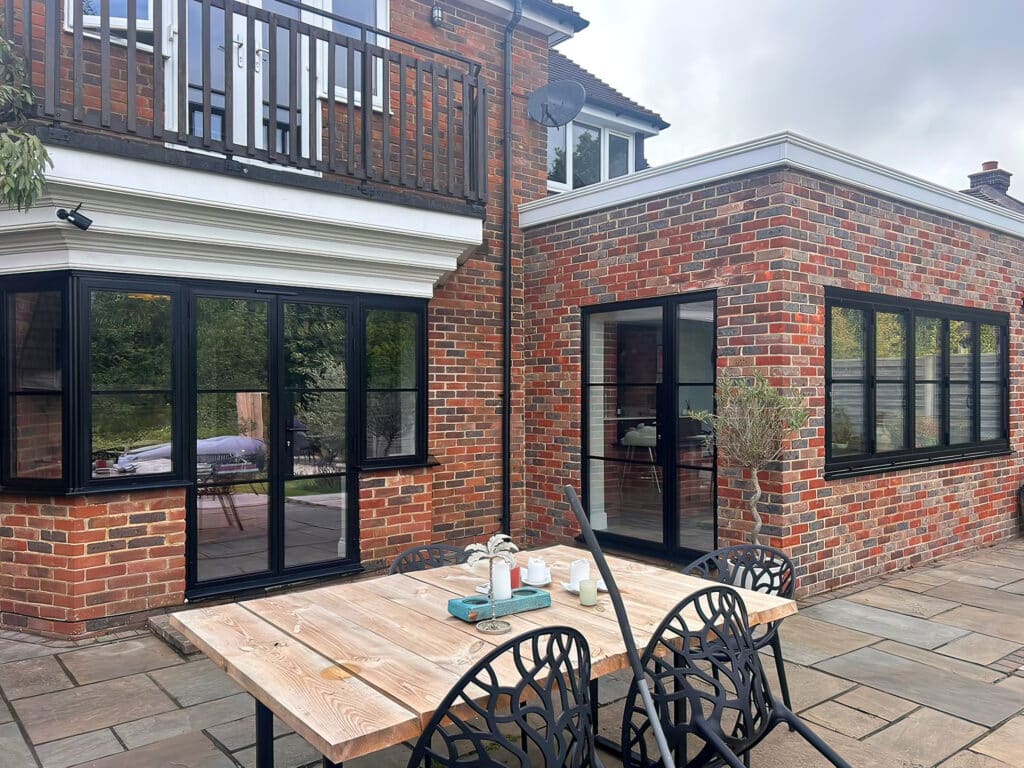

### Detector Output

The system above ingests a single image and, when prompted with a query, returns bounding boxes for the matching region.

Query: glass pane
[830,306,865,378]
[9,395,62,479]
[197,298,269,390]
[608,133,629,179]
[196,481,270,582]
[980,383,1002,441]
[915,382,942,448]
[678,468,713,552]
[292,391,346,475]
[366,391,416,458]
[949,383,972,444]
[547,124,567,184]
[676,300,714,383]
[91,291,172,391]
[11,292,62,392]
[979,324,1001,382]
[85,0,151,20]
[586,305,662,385]
[284,476,346,568]
[196,392,269,476]
[875,383,905,451]
[588,458,661,542]
[92,394,173,476]
[875,312,906,380]
[366,310,417,389]
[830,384,865,456]
[949,320,974,381]
[915,317,942,379]
[285,303,347,390]
[571,123,600,188]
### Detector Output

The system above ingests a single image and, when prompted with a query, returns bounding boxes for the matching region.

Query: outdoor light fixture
[430,3,444,26]
[56,203,92,231]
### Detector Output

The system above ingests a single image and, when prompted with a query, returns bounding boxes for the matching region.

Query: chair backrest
[622,586,775,767]
[684,544,795,599]
[388,543,468,575]
[406,626,599,768]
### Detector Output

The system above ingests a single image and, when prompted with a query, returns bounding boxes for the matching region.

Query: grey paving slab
[874,640,1004,683]
[886,577,945,593]
[760,658,856,712]
[35,729,123,768]
[970,716,1024,766]
[345,742,414,768]
[59,636,184,685]
[940,753,1015,768]
[204,714,292,752]
[113,692,253,748]
[936,633,1022,666]
[926,581,1024,616]
[0,697,13,724]
[802,700,888,738]
[846,585,961,618]
[998,580,1024,595]
[13,673,176,744]
[0,639,55,664]
[753,721,924,768]
[802,599,971,649]
[897,570,954,587]
[147,658,243,707]
[935,605,1024,644]
[771,613,879,665]
[836,685,918,722]
[867,708,986,767]
[815,647,1022,727]
[71,732,235,768]
[0,721,37,768]
[965,549,1024,571]
[931,561,1024,589]
[0,655,74,700]
[233,732,321,768]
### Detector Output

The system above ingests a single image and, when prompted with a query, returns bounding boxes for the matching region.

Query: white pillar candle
[491,560,513,601]
[578,578,598,606]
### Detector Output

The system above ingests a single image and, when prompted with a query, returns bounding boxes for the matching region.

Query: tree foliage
[0,31,51,210]
[693,372,809,544]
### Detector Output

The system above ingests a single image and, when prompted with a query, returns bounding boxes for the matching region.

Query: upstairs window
[825,289,1008,477]
[72,0,153,32]
[548,119,633,192]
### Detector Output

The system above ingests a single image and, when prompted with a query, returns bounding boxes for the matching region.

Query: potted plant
[692,372,809,546]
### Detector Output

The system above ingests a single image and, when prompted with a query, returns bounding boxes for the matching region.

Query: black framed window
[826,289,1008,477]
[361,305,426,465]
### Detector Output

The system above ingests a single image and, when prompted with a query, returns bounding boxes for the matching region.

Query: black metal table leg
[256,701,274,768]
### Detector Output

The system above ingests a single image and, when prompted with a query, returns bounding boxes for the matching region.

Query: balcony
[6,0,488,208]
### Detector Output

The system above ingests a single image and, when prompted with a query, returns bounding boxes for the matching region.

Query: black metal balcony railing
[5,0,488,204]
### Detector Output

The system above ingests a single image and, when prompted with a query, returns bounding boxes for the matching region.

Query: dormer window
[547,119,634,192]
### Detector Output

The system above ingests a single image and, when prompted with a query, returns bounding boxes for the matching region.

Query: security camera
[56,204,92,231]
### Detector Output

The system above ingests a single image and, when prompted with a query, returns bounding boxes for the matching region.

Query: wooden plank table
[170,544,798,767]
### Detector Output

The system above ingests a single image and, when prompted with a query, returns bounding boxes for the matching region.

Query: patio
[1,539,1022,768]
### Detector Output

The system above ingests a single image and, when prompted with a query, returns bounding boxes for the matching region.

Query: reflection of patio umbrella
[117,436,266,467]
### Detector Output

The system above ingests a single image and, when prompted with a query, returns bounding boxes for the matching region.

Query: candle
[491,560,512,601]
[578,578,598,607]
[510,560,522,589]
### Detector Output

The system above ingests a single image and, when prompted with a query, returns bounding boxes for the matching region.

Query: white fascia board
[520,131,1024,239]
[575,104,660,137]
[456,0,579,44]
[1,147,483,297]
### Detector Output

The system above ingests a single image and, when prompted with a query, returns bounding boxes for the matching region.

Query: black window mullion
[972,321,981,444]
[866,308,877,455]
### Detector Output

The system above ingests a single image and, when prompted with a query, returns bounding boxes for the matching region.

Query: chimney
[968,160,1011,194]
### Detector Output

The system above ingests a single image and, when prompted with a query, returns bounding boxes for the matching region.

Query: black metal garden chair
[620,585,851,768]
[406,625,604,768]
[683,545,795,709]
[388,543,469,574]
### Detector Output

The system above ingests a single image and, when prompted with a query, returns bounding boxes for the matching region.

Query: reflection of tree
[548,146,566,184]
[572,129,600,188]
[365,310,416,458]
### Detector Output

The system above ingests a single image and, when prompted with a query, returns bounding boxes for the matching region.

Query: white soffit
[520,131,1024,239]
[458,0,580,43]
[0,147,483,298]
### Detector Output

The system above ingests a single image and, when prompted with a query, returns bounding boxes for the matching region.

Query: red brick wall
[523,169,1024,595]
[0,489,186,637]
[359,0,549,569]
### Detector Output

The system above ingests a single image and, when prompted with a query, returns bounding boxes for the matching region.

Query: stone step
[147,615,198,656]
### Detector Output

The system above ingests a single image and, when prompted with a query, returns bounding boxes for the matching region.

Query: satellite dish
[527,80,586,127]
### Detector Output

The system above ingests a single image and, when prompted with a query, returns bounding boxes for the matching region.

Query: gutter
[501,0,523,536]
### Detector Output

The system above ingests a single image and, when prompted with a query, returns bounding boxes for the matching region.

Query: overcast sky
[557,0,1024,192]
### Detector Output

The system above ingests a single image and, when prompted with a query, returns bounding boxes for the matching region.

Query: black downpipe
[501,0,522,535]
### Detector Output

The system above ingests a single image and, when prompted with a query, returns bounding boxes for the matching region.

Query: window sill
[359,454,440,473]
[824,447,1013,480]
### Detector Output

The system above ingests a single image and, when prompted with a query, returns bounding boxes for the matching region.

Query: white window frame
[311,0,389,110]
[66,0,155,32]
[546,109,637,193]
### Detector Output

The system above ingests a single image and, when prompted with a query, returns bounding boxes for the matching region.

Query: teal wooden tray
[448,587,551,622]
